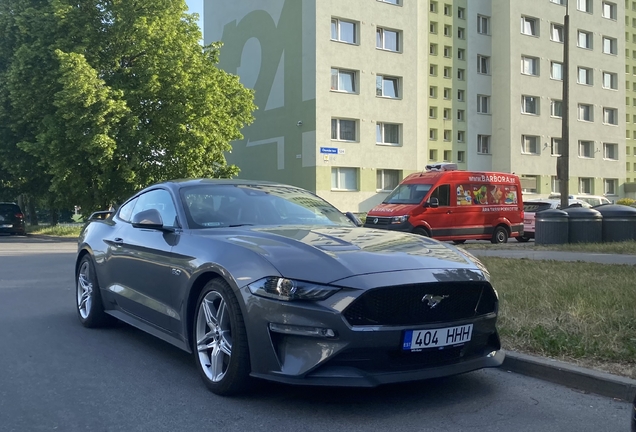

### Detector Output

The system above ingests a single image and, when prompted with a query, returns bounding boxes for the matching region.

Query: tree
[0,0,255,214]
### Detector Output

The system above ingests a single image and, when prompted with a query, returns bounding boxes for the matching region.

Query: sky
[185,0,204,39]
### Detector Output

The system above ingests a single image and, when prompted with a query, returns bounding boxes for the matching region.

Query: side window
[117,198,138,222]
[430,184,451,206]
[131,189,178,227]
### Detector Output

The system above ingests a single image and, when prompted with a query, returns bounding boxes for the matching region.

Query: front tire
[491,226,509,244]
[413,227,430,237]
[193,279,251,396]
[76,255,112,328]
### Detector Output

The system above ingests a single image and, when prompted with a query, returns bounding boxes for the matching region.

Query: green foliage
[0,0,255,213]
[616,198,636,206]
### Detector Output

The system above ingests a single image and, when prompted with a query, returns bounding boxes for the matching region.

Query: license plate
[402,324,473,351]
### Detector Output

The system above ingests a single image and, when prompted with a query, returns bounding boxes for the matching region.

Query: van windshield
[383,184,432,204]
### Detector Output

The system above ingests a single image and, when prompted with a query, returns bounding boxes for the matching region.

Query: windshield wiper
[228,223,254,227]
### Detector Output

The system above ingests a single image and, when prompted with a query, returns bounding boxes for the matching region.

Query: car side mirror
[345,211,363,227]
[131,209,167,230]
[425,197,439,208]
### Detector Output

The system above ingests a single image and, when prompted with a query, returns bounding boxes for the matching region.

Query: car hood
[199,226,482,284]
[367,203,419,215]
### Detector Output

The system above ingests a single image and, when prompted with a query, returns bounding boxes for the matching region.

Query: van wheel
[491,226,509,244]
[452,240,466,245]
[413,227,430,237]
[516,235,530,243]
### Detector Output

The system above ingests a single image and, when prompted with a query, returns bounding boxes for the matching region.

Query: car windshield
[523,202,553,213]
[180,184,354,229]
[383,183,432,204]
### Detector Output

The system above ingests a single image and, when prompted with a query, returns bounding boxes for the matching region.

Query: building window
[443,130,451,141]
[551,61,563,80]
[522,135,540,154]
[603,142,618,159]
[443,108,451,119]
[457,109,465,121]
[331,167,358,191]
[551,138,562,156]
[603,71,618,89]
[521,56,539,76]
[443,45,451,57]
[604,178,617,195]
[429,129,438,140]
[430,22,438,34]
[376,75,400,98]
[429,107,437,118]
[378,0,400,4]
[578,30,593,49]
[457,69,465,80]
[522,95,539,115]
[603,36,617,55]
[444,3,452,15]
[429,86,437,98]
[577,0,592,13]
[331,19,357,44]
[443,150,452,161]
[443,66,452,78]
[478,135,491,154]
[457,27,465,39]
[430,43,438,55]
[552,0,566,3]
[579,140,594,158]
[376,27,401,52]
[603,107,618,125]
[430,1,437,13]
[477,15,490,35]
[551,99,563,118]
[443,87,451,99]
[330,68,357,93]
[577,67,593,85]
[430,64,437,76]
[376,122,401,145]
[579,177,594,194]
[552,176,561,194]
[377,169,400,192]
[477,95,490,114]
[444,25,452,37]
[457,89,465,101]
[458,48,465,60]
[331,118,357,141]
[458,7,465,19]
[551,23,564,42]
[477,55,490,74]
[521,16,539,36]
[521,175,539,193]
[429,149,438,161]
[602,1,617,19]
[457,150,465,162]
[578,104,593,122]
[457,131,465,142]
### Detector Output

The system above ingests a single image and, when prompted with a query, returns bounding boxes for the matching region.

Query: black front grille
[343,282,497,326]
[364,217,391,226]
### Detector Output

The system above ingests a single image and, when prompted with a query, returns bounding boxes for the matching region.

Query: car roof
[139,178,299,195]
[524,198,591,209]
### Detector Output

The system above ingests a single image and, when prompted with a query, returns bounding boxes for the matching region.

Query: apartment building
[625,0,636,196]
[203,0,626,211]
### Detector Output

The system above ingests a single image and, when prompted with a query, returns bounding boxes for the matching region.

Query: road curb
[502,350,636,401]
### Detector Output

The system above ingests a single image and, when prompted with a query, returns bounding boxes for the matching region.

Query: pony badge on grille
[421,294,449,309]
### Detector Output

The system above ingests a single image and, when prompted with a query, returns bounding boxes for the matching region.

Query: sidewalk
[469,247,636,401]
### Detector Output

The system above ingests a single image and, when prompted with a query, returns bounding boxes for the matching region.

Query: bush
[616,198,636,206]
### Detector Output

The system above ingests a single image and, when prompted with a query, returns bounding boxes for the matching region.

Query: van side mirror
[425,198,439,208]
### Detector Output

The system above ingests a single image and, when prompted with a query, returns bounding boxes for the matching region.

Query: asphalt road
[0,235,631,432]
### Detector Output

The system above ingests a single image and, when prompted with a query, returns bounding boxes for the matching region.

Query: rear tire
[193,279,251,396]
[491,226,509,244]
[516,235,530,243]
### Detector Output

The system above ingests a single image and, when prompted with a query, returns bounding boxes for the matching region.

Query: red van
[364,164,524,243]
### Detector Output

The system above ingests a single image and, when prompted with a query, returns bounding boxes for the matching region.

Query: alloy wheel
[195,290,233,383]
[77,260,93,319]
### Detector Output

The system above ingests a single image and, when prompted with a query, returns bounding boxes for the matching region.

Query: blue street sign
[320,147,338,154]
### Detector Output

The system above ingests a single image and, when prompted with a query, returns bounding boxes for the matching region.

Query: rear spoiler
[88,210,115,221]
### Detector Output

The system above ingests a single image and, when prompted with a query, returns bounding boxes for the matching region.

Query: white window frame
[577,67,593,85]
[578,140,594,158]
[577,0,592,13]
[603,36,617,55]
[331,118,358,142]
[551,99,563,118]
[331,167,358,191]
[603,71,618,90]
[477,95,490,114]
[477,15,490,35]
[579,177,594,194]
[522,95,539,115]
[522,135,540,154]
[603,142,618,160]
[478,135,491,154]
[578,30,593,49]
[457,68,465,80]
[578,104,593,122]
[331,18,357,44]
[376,169,400,192]
[376,122,401,146]
[602,1,617,20]
[457,131,465,142]
[376,27,401,52]
[477,55,490,75]
[521,16,539,36]
[604,178,617,195]
[376,75,400,98]
[603,107,618,125]
[551,61,563,80]
[521,56,539,76]
[330,68,357,93]
[377,0,400,5]
[551,138,562,156]
[551,23,564,42]
[457,150,465,162]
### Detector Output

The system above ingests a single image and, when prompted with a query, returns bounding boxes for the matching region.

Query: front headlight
[248,277,341,301]
[391,215,409,224]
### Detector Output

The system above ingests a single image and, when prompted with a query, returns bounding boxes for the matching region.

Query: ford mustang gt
[76,179,503,395]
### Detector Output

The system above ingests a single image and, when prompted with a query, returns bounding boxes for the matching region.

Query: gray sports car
[76,179,503,395]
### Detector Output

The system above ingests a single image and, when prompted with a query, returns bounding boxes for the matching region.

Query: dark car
[632,394,636,432]
[76,179,503,395]
[0,202,26,235]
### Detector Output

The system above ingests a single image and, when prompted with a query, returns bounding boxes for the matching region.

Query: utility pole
[558,0,570,210]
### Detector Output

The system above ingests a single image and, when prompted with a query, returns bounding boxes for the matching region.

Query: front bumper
[238,277,502,387]
[363,219,414,232]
